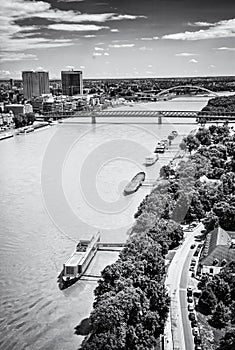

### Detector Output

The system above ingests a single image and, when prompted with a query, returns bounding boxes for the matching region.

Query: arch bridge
[156,85,218,98]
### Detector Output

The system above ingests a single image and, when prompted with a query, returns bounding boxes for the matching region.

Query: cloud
[139,46,153,51]
[175,52,198,56]
[83,35,96,38]
[93,52,102,56]
[104,52,109,56]
[0,52,38,62]
[162,18,235,40]
[94,47,104,51]
[80,65,85,69]
[110,29,119,32]
[189,59,198,63]
[0,70,11,77]
[188,21,214,27]
[215,46,235,51]
[111,14,147,21]
[140,37,159,41]
[48,24,109,31]
[109,44,135,48]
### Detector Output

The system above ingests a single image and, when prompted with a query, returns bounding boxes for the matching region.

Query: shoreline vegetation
[77,97,235,350]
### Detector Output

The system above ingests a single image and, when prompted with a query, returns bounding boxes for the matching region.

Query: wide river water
[0,96,219,349]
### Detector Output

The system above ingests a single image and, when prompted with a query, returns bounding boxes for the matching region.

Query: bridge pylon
[91,113,96,124]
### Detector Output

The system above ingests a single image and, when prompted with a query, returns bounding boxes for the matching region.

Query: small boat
[58,232,100,290]
[145,153,158,166]
[124,172,145,195]
[160,139,169,149]
[154,144,165,153]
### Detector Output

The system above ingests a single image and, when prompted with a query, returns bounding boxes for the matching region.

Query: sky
[0,0,234,79]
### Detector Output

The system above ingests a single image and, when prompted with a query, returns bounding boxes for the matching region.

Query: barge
[124,171,145,195]
[145,153,159,166]
[58,232,100,290]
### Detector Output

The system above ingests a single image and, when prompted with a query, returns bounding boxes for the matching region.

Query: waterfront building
[22,71,49,100]
[200,227,235,275]
[5,103,33,116]
[61,70,83,96]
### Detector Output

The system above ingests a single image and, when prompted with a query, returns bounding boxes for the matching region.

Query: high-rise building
[22,71,49,100]
[61,70,83,96]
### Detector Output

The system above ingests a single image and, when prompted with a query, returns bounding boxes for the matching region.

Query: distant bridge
[156,85,219,98]
[41,109,235,124]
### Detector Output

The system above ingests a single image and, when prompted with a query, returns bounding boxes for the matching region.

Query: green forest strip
[79,118,235,349]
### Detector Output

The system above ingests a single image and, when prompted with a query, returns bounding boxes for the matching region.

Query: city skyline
[0,0,235,79]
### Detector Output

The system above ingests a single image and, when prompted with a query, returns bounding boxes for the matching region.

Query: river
[0,96,216,349]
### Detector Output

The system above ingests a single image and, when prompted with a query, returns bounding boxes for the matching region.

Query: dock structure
[97,242,125,252]
[142,179,157,187]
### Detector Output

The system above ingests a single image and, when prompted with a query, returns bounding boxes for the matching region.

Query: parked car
[193,327,199,336]
[188,304,194,312]
[187,287,193,296]
[190,266,195,272]
[189,312,196,321]
[191,260,196,266]
[195,346,202,350]
[194,335,201,345]
[191,319,197,327]
[191,244,196,249]
[188,296,193,303]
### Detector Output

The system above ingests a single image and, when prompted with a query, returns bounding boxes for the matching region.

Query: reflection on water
[0,98,209,349]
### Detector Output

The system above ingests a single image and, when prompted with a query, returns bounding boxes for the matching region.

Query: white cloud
[163,18,235,40]
[83,35,96,38]
[49,24,109,31]
[148,64,152,67]
[215,46,235,51]
[188,21,214,27]
[104,52,110,56]
[109,44,135,48]
[139,46,153,51]
[175,52,198,56]
[189,59,198,63]
[80,65,85,69]
[93,52,102,56]
[94,47,105,51]
[111,14,147,21]
[0,52,38,62]
[110,29,119,32]
[0,70,11,77]
[140,36,158,41]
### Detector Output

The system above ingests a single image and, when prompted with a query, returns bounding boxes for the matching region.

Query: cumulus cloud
[49,24,109,31]
[83,34,96,38]
[162,18,235,40]
[215,46,235,51]
[0,52,38,62]
[140,36,159,41]
[93,52,102,57]
[175,52,198,56]
[139,46,153,51]
[109,44,135,48]
[110,29,119,32]
[189,59,198,63]
[0,0,146,54]
[104,52,110,56]
[94,47,104,51]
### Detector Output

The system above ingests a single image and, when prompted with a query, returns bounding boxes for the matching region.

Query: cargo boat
[58,232,100,290]
[124,172,145,195]
[154,144,165,153]
[145,153,158,166]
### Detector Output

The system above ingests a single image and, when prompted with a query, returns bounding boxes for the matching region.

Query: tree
[160,165,171,179]
[198,287,217,315]
[209,302,230,329]
[183,134,200,154]
[216,329,235,350]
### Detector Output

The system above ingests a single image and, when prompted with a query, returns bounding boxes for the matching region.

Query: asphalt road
[165,223,202,350]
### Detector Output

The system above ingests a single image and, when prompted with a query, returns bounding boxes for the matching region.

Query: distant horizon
[1,74,235,82]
